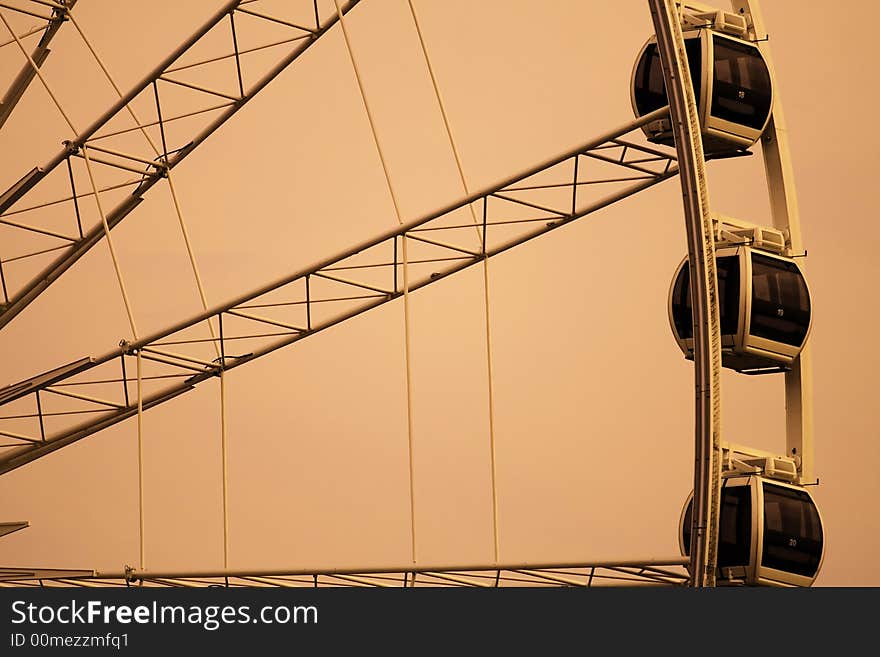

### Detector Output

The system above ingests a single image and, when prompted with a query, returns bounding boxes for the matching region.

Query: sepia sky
[0,0,877,586]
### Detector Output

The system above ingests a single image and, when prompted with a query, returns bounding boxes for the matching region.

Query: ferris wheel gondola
[668,243,811,373]
[679,474,825,587]
[631,25,773,154]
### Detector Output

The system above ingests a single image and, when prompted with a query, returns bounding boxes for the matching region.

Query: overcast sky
[0,0,877,586]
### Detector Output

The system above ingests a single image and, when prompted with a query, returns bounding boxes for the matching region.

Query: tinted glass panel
[682,498,691,554]
[711,35,772,130]
[670,256,740,341]
[634,39,702,116]
[718,486,752,567]
[671,262,693,339]
[681,485,751,568]
[749,253,810,346]
[762,484,823,577]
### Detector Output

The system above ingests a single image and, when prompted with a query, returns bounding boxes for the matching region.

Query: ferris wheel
[0,0,821,587]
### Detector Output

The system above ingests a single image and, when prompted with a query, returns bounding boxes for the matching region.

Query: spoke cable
[0,9,77,133]
[333,0,419,564]
[69,9,229,567]
[407,0,502,563]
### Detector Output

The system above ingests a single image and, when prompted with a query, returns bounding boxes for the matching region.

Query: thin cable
[65,10,160,158]
[67,9,220,358]
[0,24,45,49]
[407,0,501,563]
[479,259,500,562]
[0,9,77,133]
[406,1,480,236]
[70,11,229,567]
[80,145,139,340]
[164,173,221,359]
[136,351,145,570]
[55,18,158,573]
[220,369,230,569]
[332,0,419,564]
[67,147,145,572]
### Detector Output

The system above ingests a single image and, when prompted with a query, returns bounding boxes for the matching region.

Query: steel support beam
[0,0,361,330]
[0,108,679,475]
[647,0,723,587]
[0,0,77,130]
[0,557,691,587]
[730,0,814,485]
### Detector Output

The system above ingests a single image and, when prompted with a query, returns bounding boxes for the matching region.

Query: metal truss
[0,0,77,130]
[0,558,690,587]
[0,0,360,330]
[0,107,678,475]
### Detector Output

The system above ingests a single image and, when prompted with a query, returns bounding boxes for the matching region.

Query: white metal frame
[0,558,692,588]
[654,0,818,587]
[649,0,724,588]
[731,0,816,486]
